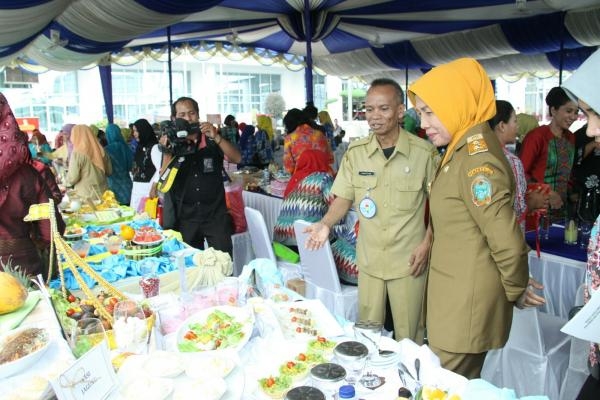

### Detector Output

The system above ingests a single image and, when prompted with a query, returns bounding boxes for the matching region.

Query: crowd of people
[1,49,599,397]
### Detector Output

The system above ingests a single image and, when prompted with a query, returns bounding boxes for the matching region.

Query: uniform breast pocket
[393,180,423,211]
[352,174,378,193]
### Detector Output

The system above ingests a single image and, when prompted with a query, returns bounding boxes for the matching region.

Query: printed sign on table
[51,341,118,400]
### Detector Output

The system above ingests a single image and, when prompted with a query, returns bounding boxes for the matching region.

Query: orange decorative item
[120,225,135,241]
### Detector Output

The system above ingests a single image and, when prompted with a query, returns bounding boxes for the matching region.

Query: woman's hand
[548,190,563,209]
[526,189,550,211]
[516,278,546,309]
[304,222,330,250]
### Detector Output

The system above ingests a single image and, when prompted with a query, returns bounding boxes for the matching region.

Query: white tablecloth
[528,250,586,320]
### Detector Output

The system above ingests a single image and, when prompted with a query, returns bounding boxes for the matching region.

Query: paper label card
[51,341,118,400]
[561,288,600,343]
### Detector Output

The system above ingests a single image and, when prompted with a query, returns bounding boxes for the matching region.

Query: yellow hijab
[408,58,496,166]
[256,115,274,140]
[71,124,107,173]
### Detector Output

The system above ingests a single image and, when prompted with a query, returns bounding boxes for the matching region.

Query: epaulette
[466,133,488,155]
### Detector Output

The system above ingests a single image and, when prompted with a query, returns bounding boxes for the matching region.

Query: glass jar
[333,341,368,385]
[139,261,160,298]
[310,363,346,400]
[285,386,325,400]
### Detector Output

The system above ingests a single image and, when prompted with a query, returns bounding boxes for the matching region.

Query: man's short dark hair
[171,97,199,118]
[369,78,404,105]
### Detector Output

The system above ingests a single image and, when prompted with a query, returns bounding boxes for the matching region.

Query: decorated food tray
[176,306,253,353]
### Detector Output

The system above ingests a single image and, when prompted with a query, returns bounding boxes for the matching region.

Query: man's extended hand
[304,222,330,250]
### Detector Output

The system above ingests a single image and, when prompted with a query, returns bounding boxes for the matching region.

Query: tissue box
[286,278,305,297]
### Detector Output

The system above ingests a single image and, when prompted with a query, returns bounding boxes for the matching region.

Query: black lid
[285,386,325,400]
[334,341,368,357]
[310,363,346,382]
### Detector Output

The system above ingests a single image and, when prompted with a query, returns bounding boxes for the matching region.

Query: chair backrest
[505,308,545,355]
[244,206,276,263]
[293,219,342,293]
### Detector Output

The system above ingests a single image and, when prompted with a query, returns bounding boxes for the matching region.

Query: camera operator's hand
[200,122,218,139]
[159,134,170,147]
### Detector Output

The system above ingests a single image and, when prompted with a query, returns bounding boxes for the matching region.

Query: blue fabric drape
[99,65,113,124]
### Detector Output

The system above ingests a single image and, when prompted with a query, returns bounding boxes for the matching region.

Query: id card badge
[359,188,377,219]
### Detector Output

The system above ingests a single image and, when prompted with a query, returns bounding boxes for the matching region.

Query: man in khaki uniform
[305,78,438,341]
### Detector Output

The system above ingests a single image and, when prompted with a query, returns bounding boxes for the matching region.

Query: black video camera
[158,118,201,156]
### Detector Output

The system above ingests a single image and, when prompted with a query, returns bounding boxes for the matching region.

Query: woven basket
[122,242,163,260]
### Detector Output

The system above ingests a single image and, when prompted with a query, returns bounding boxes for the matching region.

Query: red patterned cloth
[283,123,333,174]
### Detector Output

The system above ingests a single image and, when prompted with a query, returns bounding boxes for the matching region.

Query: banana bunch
[95,190,120,210]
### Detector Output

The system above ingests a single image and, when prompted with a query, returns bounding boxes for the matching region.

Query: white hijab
[563,49,600,113]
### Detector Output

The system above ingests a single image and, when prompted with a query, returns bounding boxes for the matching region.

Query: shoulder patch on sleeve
[467,134,488,155]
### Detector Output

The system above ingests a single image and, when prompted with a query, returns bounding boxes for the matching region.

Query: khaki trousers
[358,271,426,343]
[428,344,487,379]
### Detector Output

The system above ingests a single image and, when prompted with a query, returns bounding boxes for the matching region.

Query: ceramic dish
[63,227,85,240]
[0,327,51,379]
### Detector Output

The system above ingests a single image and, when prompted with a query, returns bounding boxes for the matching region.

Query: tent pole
[558,12,565,85]
[303,0,313,104]
[167,26,173,107]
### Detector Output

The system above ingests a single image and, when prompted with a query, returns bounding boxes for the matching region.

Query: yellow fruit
[0,271,28,314]
[422,386,448,400]
[120,225,135,241]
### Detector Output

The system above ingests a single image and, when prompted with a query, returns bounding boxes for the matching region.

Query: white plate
[0,327,51,379]
[172,375,226,400]
[272,299,344,339]
[118,351,244,400]
[143,350,184,378]
[132,235,165,246]
[184,350,238,379]
[119,376,173,400]
[176,305,253,353]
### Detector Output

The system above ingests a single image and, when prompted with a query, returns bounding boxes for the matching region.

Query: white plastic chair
[244,207,301,282]
[559,284,589,400]
[293,219,358,322]
[481,307,571,399]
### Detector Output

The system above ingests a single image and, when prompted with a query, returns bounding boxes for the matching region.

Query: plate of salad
[176,305,253,353]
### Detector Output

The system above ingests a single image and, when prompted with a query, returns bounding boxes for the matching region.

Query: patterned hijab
[408,58,496,166]
[0,93,30,205]
[70,124,108,173]
[284,149,333,197]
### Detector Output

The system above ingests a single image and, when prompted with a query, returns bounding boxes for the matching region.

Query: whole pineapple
[0,257,30,314]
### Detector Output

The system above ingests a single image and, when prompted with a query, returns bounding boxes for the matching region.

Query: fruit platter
[132,227,165,246]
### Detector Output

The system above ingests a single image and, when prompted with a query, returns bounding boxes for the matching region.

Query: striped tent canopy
[0,0,598,80]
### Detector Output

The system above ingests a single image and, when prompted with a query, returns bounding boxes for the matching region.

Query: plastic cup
[216,277,239,306]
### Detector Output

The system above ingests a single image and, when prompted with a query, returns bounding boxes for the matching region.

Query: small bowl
[104,235,123,255]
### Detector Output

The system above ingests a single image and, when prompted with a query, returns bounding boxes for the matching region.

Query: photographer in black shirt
[159,97,241,255]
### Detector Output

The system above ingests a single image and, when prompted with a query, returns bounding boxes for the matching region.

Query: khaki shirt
[427,123,529,353]
[332,131,438,280]
[67,152,112,201]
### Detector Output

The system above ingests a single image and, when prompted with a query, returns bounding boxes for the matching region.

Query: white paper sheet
[561,289,600,343]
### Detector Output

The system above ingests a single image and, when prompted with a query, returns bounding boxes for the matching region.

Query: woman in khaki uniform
[408,58,530,378]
